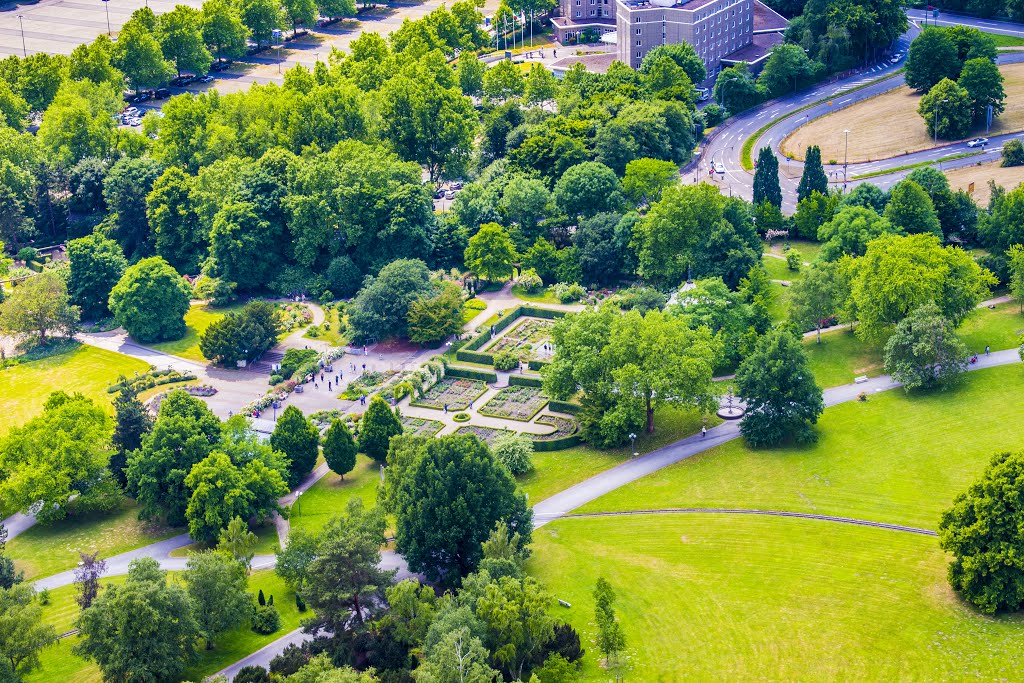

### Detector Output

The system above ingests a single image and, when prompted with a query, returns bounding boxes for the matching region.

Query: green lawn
[169,520,279,558]
[520,406,717,504]
[511,285,561,305]
[986,30,1024,47]
[6,499,180,581]
[768,238,822,263]
[304,306,346,346]
[289,456,382,536]
[579,364,1024,530]
[26,570,303,683]
[958,302,1024,354]
[803,327,885,388]
[762,253,805,282]
[767,281,793,324]
[528,514,1024,681]
[0,344,149,432]
[149,302,244,361]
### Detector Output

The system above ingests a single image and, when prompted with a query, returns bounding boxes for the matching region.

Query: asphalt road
[699,12,1024,210]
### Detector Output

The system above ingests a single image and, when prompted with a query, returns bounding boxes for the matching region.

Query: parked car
[966,137,989,148]
[122,106,140,116]
[170,75,194,87]
[712,161,726,174]
[890,53,902,64]
[153,87,171,99]
[444,190,456,200]
[434,189,446,199]
[197,75,215,83]
[210,60,233,72]
[450,180,464,190]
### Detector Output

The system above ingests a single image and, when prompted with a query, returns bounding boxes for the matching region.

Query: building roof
[753,0,789,32]
[550,51,619,74]
[551,16,616,29]
[720,30,784,64]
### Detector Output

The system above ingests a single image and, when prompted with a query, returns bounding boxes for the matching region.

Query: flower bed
[482,318,555,361]
[478,386,548,422]
[452,412,470,422]
[410,378,487,411]
[532,414,579,440]
[277,303,314,331]
[340,369,398,400]
[148,384,218,413]
[401,416,445,437]
[108,368,197,394]
[454,425,513,445]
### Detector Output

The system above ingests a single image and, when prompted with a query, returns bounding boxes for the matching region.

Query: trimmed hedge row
[548,400,581,415]
[456,350,494,365]
[533,434,583,451]
[508,374,543,388]
[457,306,567,366]
[445,366,499,383]
[527,359,549,371]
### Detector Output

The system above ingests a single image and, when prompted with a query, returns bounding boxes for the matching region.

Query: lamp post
[629,432,637,457]
[102,0,111,36]
[16,15,26,57]
[294,490,302,518]
[843,129,850,189]
[934,98,948,145]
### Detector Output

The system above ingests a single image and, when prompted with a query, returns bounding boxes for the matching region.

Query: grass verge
[149,302,245,362]
[850,151,984,180]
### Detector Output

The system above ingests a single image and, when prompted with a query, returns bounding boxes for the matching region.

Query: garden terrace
[410,377,488,411]
[456,306,566,367]
[478,385,549,422]
[340,369,397,400]
[481,317,556,362]
[400,416,445,437]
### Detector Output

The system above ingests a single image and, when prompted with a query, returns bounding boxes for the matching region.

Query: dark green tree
[883,180,942,238]
[358,396,403,463]
[347,258,432,343]
[201,0,250,63]
[147,166,206,274]
[110,382,154,488]
[156,5,213,77]
[109,256,191,343]
[199,301,283,366]
[75,557,201,683]
[735,328,824,447]
[386,433,532,584]
[322,418,357,479]
[182,550,251,649]
[883,303,968,391]
[797,145,828,203]
[103,155,164,260]
[918,78,972,140]
[905,28,962,92]
[939,450,1024,613]
[270,405,319,488]
[958,57,1005,124]
[553,161,624,221]
[752,147,782,208]
[67,233,127,321]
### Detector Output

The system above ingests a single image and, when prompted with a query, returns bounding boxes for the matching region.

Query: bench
[558,599,572,608]
[854,375,869,384]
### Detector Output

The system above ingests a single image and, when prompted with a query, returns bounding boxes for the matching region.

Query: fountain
[716,387,746,420]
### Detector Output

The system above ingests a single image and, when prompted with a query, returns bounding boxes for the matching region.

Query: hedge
[457,306,567,366]
[532,434,583,451]
[456,350,494,365]
[508,374,543,388]
[527,359,549,372]
[445,366,498,383]
[548,400,581,415]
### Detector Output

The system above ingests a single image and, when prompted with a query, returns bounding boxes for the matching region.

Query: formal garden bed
[482,317,556,362]
[479,385,549,421]
[400,416,444,437]
[410,377,487,410]
[454,424,512,445]
[340,369,397,400]
[456,306,566,367]
[532,414,579,440]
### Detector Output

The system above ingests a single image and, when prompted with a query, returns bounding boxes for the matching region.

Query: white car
[890,53,902,64]
[712,161,726,174]
[966,137,989,148]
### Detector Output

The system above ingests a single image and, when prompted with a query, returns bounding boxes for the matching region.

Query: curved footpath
[699,11,1024,211]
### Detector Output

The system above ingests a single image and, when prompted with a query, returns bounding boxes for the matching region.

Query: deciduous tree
[0,583,56,680]
[0,270,79,345]
[67,232,127,321]
[464,223,517,283]
[906,28,961,92]
[109,256,191,343]
[183,550,251,648]
[883,303,968,391]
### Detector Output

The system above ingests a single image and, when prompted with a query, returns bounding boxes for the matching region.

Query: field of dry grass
[944,159,1024,205]
[782,63,1024,163]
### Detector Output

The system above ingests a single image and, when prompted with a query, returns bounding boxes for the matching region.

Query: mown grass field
[289,455,382,536]
[529,514,1024,681]
[762,254,805,281]
[149,302,244,361]
[782,62,1024,163]
[511,285,561,305]
[945,159,1024,205]
[578,364,1024,530]
[0,344,148,432]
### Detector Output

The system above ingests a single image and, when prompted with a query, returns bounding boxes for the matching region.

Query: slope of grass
[511,285,561,305]
[768,238,822,263]
[0,344,148,432]
[529,514,1024,681]
[6,499,180,581]
[762,254,804,282]
[149,302,244,361]
[958,301,1024,353]
[803,327,885,388]
[579,364,1024,530]
[289,455,382,536]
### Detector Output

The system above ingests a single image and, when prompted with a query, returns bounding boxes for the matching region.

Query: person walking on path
[328,381,332,391]
[986,345,991,356]
[701,426,707,438]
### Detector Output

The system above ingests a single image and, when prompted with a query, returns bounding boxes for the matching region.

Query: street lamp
[294,490,302,518]
[101,0,112,36]
[628,432,637,457]
[16,15,26,57]
[843,129,850,188]
[934,98,948,145]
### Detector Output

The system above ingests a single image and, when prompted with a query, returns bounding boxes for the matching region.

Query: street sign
[968,182,975,194]
[986,104,994,133]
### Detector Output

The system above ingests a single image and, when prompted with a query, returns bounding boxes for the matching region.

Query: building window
[636,39,642,45]
[636,27,642,34]
[575,10,580,16]
[635,15,640,21]
[637,51,642,58]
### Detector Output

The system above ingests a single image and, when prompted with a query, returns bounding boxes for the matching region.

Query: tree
[491,432,534,477]
[483,59,525,102]
[183,550,251,648]
[37,80,120,167]
[735,328,824,447]
[818,205,899,261]
[239,0,284,48]
[883,303,968,391]
[0,80,29,130]
[456,51,486,96]
[75,551,107,610]
[544,308,720,444]
[110,382,154,488]
[593,578,625,668]
[322,419,357,479]
[109,256,191,343]
[640,42,706,85]
[0,270,79,346]
[918,78,972,140]
[797,145,828,202]
[67,233,127,321]
[348,258,432,343]
[789,263,841,343]
[852,233,996,341]
[523,62,559,106]
[416,626,500,683]
[103,155,165,260]
[464,223,517,283]
[303,498,393,630]
[147,166,205,274]
[958,57,1005,124]
[1008,244,1024,313]
[75,557,201,683]
[111,21,176,91]
[905,28,961,92]
[938,450,1024,613]
[714,62,762,113]
[283,0,317,35]
[0,584,56,680]
[1003,139,1024,167]
[757,43,823,98]
[792,190,839,240]
[552,162,624,220]
[218,516,258,570]
[883,180,942,237]
[275,528,319,591]
[199,301,283,366]
[499,176,550,239]
[407,281,464,345]
[157,5,213,76]
[184,450,287,543]
[386,434,531,584]
[359,396,403,463]
[317,0,355,21]
[752,147,782,208]
[270,405,320,488]
[0,392,113,524]
[201,0,250,63]
[622,158,677,206]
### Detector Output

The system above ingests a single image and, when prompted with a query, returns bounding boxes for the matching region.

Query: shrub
[552,282,586,303]
[295,592,307,612]
[270,643,311,676]
[251,603,281,635]
[702,103,726,127]
[445,366,499,383]
[38,588,51,605]
[492,432,534,475]
[517,269,544,292]
[785,249,801,271]
[280,348,319,379]
[493,349,521,371]
[193,276,237,307]
[269,374,284,386]
[453,412,470,422]
[17,247,38,263]
[1002,139,1024,167]
[233,665,271,683]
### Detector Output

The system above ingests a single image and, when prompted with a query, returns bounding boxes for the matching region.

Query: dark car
[170,75,195,87]
[210,60,233,72]
[153,88,171,99]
